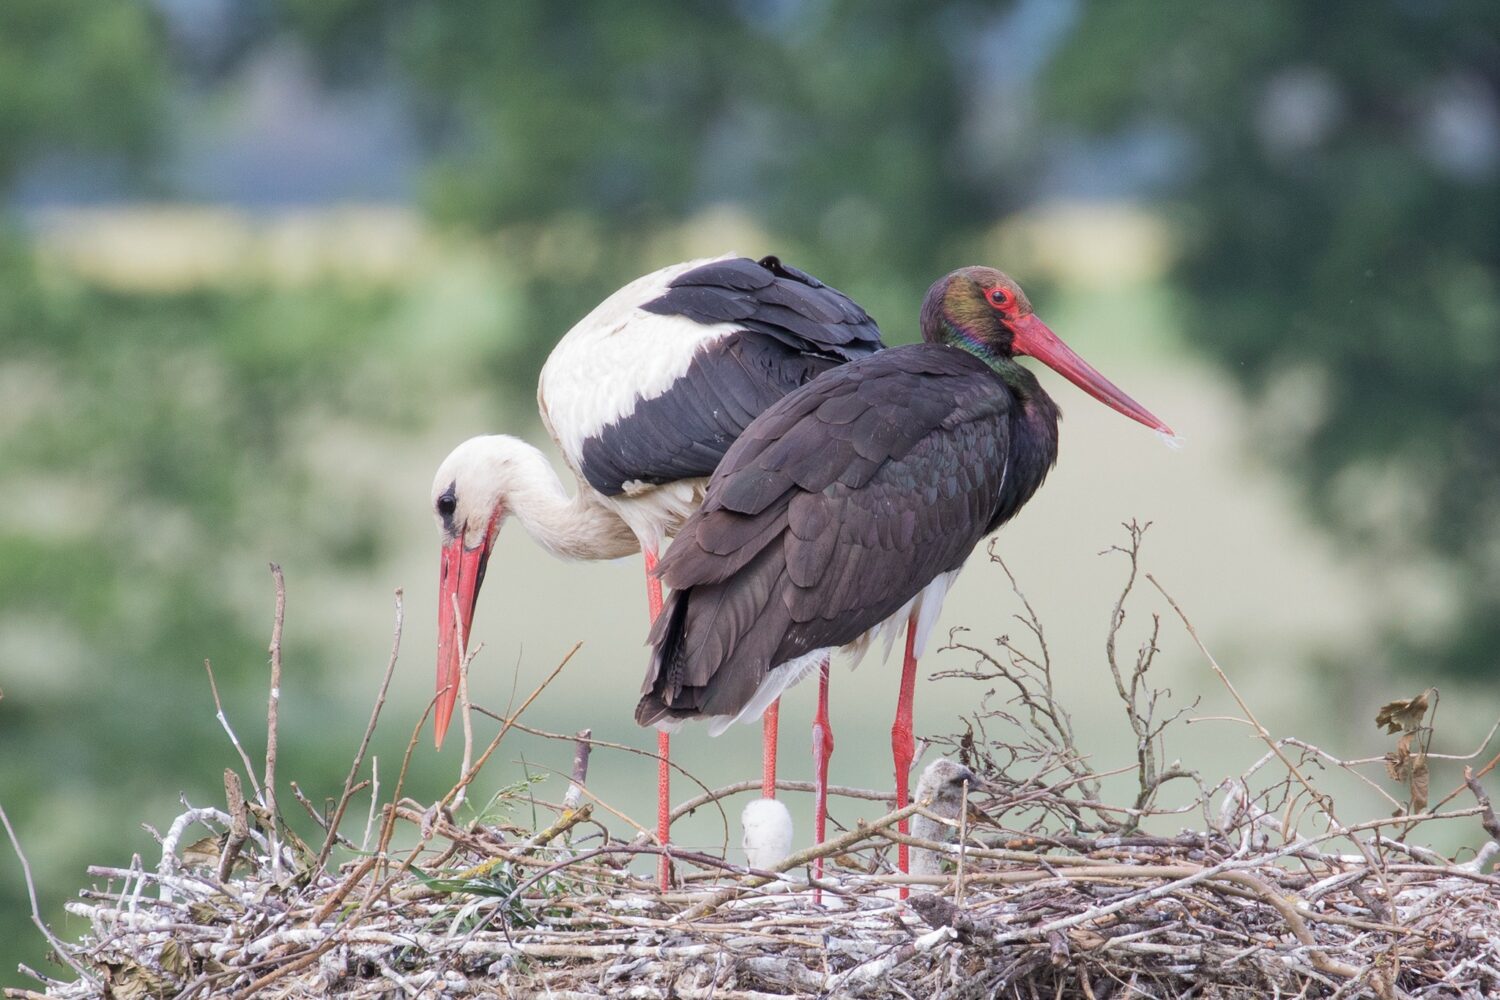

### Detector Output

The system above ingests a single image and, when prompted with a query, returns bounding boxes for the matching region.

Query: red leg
[811,656,833,903]
[644,547,670,890]
[891,612,920,899]
[761,699,780,800]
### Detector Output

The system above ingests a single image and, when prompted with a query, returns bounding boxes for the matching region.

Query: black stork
[638,266,1173,894]
[429,254,882,884]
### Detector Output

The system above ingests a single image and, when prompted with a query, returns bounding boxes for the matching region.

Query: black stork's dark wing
[638,343,1054,726]
[578,256,884,497]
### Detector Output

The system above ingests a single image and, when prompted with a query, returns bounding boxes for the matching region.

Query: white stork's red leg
[891,610,920,899]
[761,699,780,800]
[643,546,670,890]
[810,656,833,902]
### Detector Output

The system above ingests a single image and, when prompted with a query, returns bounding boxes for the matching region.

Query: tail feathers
[637,546,791,727]
[637,590,691,726]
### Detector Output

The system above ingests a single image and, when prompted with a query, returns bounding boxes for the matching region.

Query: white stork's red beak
[1008,312,1174,437]
[434,513,500,748]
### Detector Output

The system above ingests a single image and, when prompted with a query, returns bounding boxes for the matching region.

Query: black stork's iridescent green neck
[919,265,1176,440]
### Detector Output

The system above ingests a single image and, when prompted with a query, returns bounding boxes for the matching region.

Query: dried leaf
[104,959,175,1000]
[1411,754,1430,814]
[188,901,224,924]
[180,835,222,870]
[1385,733,1414,781]
[159,938,191,978]
[1375,691,1430,734]
[958,723,975,769]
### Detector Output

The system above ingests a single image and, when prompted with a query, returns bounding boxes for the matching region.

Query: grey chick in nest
[910,759,984,876]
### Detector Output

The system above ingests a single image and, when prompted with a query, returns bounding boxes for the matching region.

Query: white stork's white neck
[432,435,639,562]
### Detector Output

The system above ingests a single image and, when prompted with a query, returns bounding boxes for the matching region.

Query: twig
[1433,745,1500,814]
[373,690,440,878]
[521,803,595,856]
[314,588,403,873]
[368,644,582,906]
[452,591,475,808]
[0,800,97,984]
[311,855,378,925]
[483,716,729,840]
[956,771,970,903]
[503,766,653,841]
[219,769,248,883]
[678,802,924,921]
[227,940,337,1000]
[485,714,751,859]
[406,804,602,901]
[976,856,1362,980]
[443,643,581,812]
[667,779,893,824]
[1149,572,1403,988]
[563,729,592,814]
[1149,576,1387,873]
[265,562,286,881]
[1464,767,1500,843]
[361,756,380,854]
[203,659,263,800]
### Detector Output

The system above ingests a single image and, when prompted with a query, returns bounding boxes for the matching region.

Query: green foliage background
[1,0,1497,984]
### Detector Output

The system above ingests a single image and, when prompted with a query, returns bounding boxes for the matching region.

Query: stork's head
[921,266,1174,438]
[429,435,535,747]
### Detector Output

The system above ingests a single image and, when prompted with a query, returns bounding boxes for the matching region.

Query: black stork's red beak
[434,513,500,748]
[1008,312,1174,437]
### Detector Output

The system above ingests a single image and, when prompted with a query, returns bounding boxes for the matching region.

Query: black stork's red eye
[987,287,1013,310]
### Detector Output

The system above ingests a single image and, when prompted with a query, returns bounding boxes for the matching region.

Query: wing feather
[579,255,883,497]
[640,344,1034,726]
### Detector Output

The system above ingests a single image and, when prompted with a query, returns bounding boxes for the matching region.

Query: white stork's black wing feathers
[644,255,881,359]
[578,256,884,497]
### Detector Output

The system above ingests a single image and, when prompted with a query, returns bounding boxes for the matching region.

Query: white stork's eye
[436,488,457,518]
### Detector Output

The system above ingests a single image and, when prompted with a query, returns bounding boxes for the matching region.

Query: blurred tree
[284,0,1500,679]
[279,0,1037,377]
[0,0,166,187]
[0,238,422,979]
[1043,1,1500,678]
[0,0,170,974]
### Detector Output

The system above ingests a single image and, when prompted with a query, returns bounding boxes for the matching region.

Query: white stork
[430,254,882,885]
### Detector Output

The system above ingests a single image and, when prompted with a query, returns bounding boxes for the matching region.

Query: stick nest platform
[7,529,1500,999]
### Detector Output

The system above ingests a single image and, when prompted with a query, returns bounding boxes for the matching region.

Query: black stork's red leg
[892,610,921,898]
[811,655,834,901]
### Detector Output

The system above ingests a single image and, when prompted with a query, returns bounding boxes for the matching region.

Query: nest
[7,531,1500,999]
[13,775,1500,999]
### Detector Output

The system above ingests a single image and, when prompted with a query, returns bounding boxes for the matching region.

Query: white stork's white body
[536,258,730,553]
